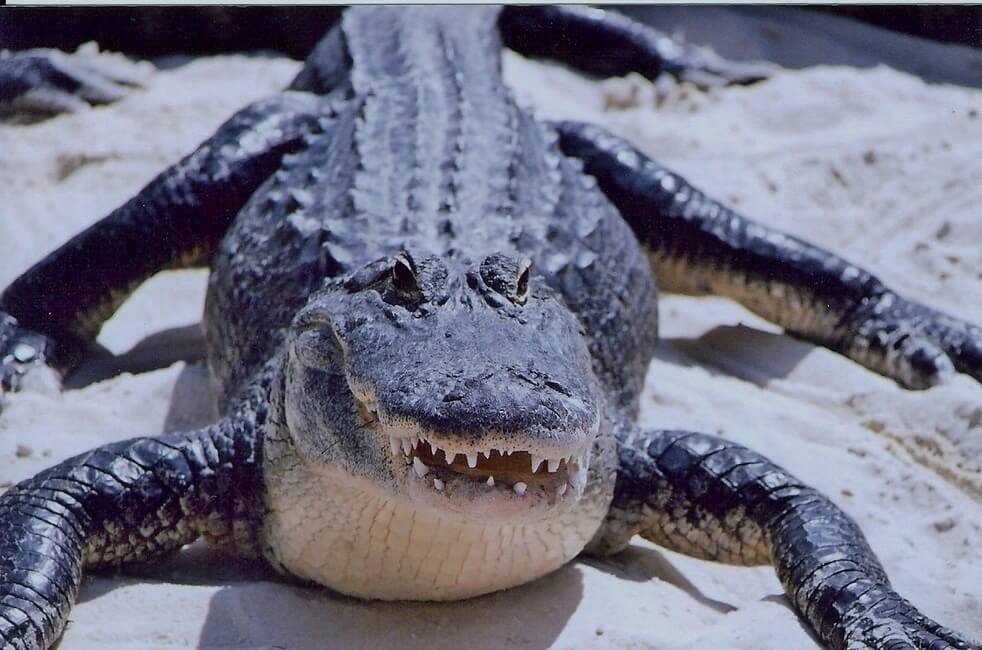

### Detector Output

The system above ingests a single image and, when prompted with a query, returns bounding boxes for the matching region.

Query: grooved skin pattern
[261,427,612,600]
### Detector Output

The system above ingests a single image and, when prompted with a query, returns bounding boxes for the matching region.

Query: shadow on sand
[657,324,816,386]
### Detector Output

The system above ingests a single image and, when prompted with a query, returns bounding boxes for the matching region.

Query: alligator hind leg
[555,121,982,389]
[592,425,980,649]
[0,92,331,392]
[498,6,777,88]
[288,23,352,96]
[0,381,267,650]
[0,46,150,119]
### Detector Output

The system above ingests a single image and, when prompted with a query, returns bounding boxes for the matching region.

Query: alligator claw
[0,312,56,404]
[0,43,152,119]
[677,48,779,87]
[844,292,982,390]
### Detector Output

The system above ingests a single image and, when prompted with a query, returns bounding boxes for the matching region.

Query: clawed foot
[0,312,56,404]
[843,292,982,390]
[0,43,152,119]
[843,589,980,650]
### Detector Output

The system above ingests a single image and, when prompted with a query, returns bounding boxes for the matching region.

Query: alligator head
[277,251,604,523]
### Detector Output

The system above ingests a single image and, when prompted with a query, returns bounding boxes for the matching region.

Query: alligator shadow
[657,324,815,386]
[581,543,737,614]
[66,323,208,390]
[80,540,585,650]
[66,323,219,432]
[194,563,584,650]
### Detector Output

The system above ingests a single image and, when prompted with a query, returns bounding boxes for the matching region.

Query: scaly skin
[0,6,979,650]
[0,375,268,650]
[597,428,979,650]
[554,121,982,389]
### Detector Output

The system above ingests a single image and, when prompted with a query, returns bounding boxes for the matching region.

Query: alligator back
[204,6,659,410]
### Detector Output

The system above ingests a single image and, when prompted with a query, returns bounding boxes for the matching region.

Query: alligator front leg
[555,122,982,389]
[592,425,980,649]
[0,384,267,650]
[0,92,331,392]
[499,5,777,88]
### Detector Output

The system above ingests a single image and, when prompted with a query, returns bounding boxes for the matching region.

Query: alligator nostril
[544,380,571,397]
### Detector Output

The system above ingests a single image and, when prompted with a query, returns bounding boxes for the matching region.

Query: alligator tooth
[445,451,456,465]
[412,437,420,450]
[547,458,560,473]
[401,439,413,456]
[466,452,478,468]
[557,483,568,496]
[513,481,527,496]
[389,435,400,456]
[531,455,545,473]
[486,476,495,487]
[413,457,428,478]
[433,478,445,491]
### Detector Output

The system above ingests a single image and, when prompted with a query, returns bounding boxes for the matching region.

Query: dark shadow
[66,323,207,390]
[79,541,585,650]
[657,324,815,387]
[194,562,584,650]
[77,541,584,649]
[163,362,219,433]
[76,540,277,604]
[583,543,737,614]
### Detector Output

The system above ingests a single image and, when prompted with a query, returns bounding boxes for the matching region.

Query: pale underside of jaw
[386,433,588,499]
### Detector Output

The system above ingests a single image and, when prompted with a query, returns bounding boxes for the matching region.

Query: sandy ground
[1,43,981,650]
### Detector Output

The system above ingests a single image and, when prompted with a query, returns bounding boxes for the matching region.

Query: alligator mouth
[388,433,588,500]
[353,395,592,508]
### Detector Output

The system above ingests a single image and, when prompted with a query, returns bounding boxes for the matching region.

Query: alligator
[1,6,980,650]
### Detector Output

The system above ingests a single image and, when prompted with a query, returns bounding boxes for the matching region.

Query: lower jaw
[403,465,587,522]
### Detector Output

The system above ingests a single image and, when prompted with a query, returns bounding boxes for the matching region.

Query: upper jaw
[358,401,596,511]
[390,429,590,494]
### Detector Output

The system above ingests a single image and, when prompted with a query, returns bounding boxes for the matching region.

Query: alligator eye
[479,254,533,306]
[392,252,419,294]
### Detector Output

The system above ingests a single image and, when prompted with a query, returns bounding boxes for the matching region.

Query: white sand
[0,48,980,649]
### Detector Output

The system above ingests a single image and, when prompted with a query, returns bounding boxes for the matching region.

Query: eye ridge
[479,254,532,305]
[391,252,419,294]
[514,260,532,305]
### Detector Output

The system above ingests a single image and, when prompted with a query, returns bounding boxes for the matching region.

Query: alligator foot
[0,312,56,403]
[601,427,981,650]
[843,292,982,389]
[842,585,979,649]
[0,43,152,119]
